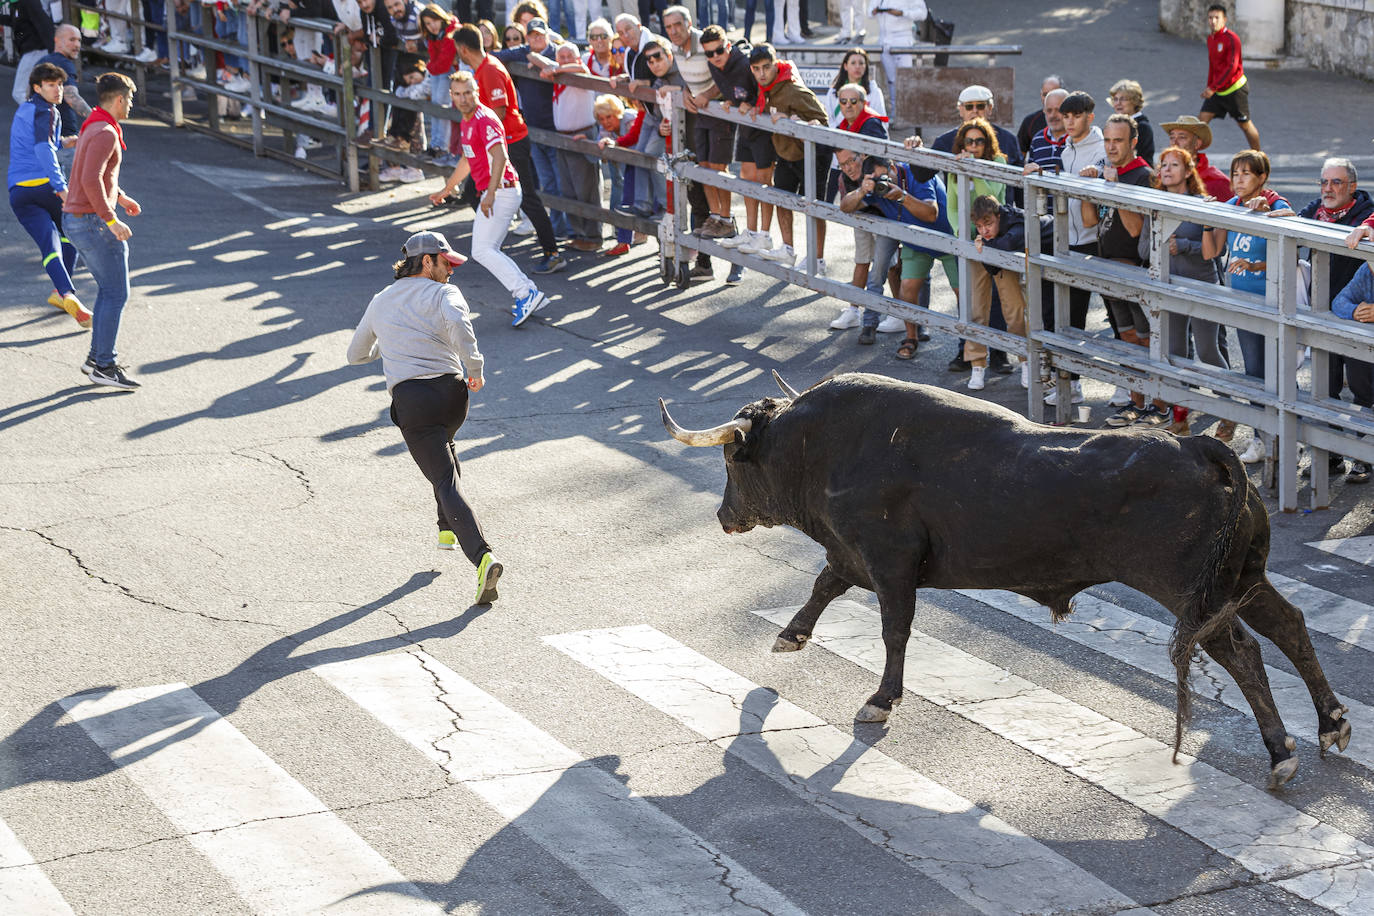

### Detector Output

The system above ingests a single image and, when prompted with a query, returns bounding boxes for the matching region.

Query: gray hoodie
[347,276,484,393]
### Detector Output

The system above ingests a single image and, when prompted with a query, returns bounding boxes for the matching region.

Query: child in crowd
[969,194,1052,390]
[419,3,459,162]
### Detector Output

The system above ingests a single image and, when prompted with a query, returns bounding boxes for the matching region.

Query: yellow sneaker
[437,530,457,550]
[47,290,63,310]
[474,552,502,605]
[60,293,93,329]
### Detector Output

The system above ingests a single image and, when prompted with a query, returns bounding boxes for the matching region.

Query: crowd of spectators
[7,0,1374,478]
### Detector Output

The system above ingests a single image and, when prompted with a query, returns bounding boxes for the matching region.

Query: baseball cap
[524,17,553,36]
[403,230,466,265]
[1159,115,1214,151]
[957,85,994,105]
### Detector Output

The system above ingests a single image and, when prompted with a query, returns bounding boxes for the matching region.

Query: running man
[1199,3,1261,150]
[346,231,504,605]
[430,70,547,327]
[8,61,89,328]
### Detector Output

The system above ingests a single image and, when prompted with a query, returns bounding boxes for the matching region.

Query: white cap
[957,84,994,105]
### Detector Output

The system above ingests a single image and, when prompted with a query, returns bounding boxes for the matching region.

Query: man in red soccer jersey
[431,71,548,327]
[1198,3,1261,151]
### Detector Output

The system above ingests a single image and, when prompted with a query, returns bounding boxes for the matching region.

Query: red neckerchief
[1038,126,1066,148]
[80,106,125,150]
[839,106,887,133]
[1116,156,1149,177]
[1315,200,1356,223]
[1196,152,1211,171]
[553,82,566,101]
[755,60,795,110]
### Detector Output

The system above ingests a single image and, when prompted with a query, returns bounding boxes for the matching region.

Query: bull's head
[660,385,795,534]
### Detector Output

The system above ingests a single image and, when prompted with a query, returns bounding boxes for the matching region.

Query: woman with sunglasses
[502,23,526,47]
[582,18,622,77]
[946,116,1005,236]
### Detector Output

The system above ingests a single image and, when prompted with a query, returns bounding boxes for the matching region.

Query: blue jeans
[530,141,570,237]
[143,0,168,58]
[546,0,575,35]
[863,233,901,328]
[215,8,247,73]
[744,0,774,43]
[10,185,76,295]
[63,212,130,368]
[606,161,632,245]
[1237,328,1266,381]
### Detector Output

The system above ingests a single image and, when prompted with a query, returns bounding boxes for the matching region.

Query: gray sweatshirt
[346,276,484,393]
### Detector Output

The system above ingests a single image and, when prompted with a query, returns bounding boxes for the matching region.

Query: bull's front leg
[774,564,851,652]
[857,579,918,723]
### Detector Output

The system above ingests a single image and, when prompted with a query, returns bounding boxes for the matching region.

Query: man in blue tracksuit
[8,60,90,327]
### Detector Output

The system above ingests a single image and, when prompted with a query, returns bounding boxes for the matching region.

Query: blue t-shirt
[1225,193,1291,296]
[864,166,953,257]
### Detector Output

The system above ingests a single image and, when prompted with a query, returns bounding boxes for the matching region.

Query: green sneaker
[475,552,503,604]
[437,530,458,550]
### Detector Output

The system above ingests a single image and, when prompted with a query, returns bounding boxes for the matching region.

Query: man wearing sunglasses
[701,27,764,284]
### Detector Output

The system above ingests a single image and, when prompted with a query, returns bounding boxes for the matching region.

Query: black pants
[507,135,558,257]
[1331,355,1374,410]
[390,375,492,567]
[1041,242,1097,380]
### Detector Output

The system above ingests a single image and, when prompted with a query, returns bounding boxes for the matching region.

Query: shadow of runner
[0,571,489,792]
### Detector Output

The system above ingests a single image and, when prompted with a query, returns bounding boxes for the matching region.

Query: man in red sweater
[1198,3,1261,150]
[62,72,143,390]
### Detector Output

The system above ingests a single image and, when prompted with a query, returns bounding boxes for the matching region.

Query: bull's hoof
[1319,720,1352,757]
[772,633,809,653]
[856,703,890,723]
[1269,756,1299,790]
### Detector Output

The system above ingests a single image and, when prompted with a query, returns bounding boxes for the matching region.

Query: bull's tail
[1167,442,1249,763]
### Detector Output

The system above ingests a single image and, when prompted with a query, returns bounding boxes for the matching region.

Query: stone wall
[1160,0,1374,82]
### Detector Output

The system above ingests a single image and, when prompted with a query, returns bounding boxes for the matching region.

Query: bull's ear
[732,428,747,446]
[724,428,750,462]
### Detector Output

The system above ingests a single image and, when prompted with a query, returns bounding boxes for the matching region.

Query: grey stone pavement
[1,2,1373,913]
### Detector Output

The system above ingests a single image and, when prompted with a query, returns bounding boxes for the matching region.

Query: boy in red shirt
[1198,3,1261,150]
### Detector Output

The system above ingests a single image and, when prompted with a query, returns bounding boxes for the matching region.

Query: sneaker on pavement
[876,314,905,333]
[81,357,96,376]
[512,289,547,327]
[690,260,713,278]
[89,363,140,390]
[1238,437,1266,464]
[1044,380,1083,405]
[533,253,566,275]
[1020,361,1030,389]
[437,530,457,550]
[829,305,862,330]
[601,242,630,257]
[474,552,503,604]
[1131,404,1170,427]
[967,366,986,390]
[700,215,738,239]
[857,325,877,345]
[1107,385,1133,407]
[398,167,426,182]
[1349,460,1372,484]
[948,355,970,372]
[511,215,535,235]
[759,243,795,266]
[725,263,745,285]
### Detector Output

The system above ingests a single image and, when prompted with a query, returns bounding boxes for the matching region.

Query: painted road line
[1309,537,1374,567]
[1269,572,1374,653]
[955,588,1374,775]
[546,624,1145,916]
[313,651,803,916]
[0,817,75,915]
[754,601,1374,912]
[60,685,438,915]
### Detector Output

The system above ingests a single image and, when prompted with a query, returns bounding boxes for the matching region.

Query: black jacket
[982,203,1053,275]
[708,43,758,108]
[2,0,55,54]
[1297,189,1374,297]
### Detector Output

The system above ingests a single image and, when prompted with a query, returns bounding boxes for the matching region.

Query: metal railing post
[166,0,183,126]
[340,42,359,193]
[1052,190,1072,424]
[1273,234,1300,510]
[367,43,382,190]
[1025,185,1046,412]
[803,137,817,277]
[955,172,970,326]
[245,9,264,156]
[671,98,688,264]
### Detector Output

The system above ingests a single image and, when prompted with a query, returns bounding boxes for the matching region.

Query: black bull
[660,371,1351,788]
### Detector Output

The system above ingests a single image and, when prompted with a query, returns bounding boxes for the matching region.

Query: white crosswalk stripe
[1309,537,1374,567]
[313,650,805,916]
[1269,572,1374,652]
[59,684,440,915]
[546,624,1148,916]
[0,817,75,916]
[955,587,1374,774]
[753,601,1374,913]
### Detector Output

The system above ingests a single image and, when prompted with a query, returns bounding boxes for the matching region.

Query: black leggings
[507,135,558,257]
[389,375,492,566]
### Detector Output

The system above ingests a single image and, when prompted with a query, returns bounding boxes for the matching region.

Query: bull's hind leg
[856,575,919,723]
[1200,620,1299,788]
[774,564,851,652]
[1235,573,1350,757]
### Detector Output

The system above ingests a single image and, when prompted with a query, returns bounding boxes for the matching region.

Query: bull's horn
[772,370,800,400]
[659,398,753,447]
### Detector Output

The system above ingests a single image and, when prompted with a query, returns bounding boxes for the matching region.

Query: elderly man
[614,12,662,82]
[1024,87,1067,176]
[1271,157,1374,481]
[1159,114,1230,200]
[532,42,604,251]
[1017,75,1062,158]
[665,6,732,252]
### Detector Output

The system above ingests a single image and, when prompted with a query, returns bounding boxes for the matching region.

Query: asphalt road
[3,3,1374,912]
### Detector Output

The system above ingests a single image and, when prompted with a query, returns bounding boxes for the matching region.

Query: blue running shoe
[512,289,547,327]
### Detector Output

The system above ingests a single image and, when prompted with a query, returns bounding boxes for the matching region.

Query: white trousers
[471,186,533,299]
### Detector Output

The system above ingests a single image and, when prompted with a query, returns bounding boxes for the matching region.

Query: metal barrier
[60,20,1374,509]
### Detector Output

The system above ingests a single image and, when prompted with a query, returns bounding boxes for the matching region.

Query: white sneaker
[133,47,158,63]
[398,167,426,183]
[180,85,197,101]
[814,258,828,278]
[716,231,753,249]
[968,367,986,391]
[876,314,905,333]
[737,231,774,255]
[296,135,321,150]
[1044,380,1084,405]
[829,305,862,330]
[225,75,251,93]
[186,63,207,80]
[241,103,255,119]
[1238,437,1266,464]
[511,215,535,235]
[760,243,796,266]
[378,165,406,181]
[101,39,131,54]
[1020,361,1030,389]
[291,94,320,110]
[1107,385,1133,407]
